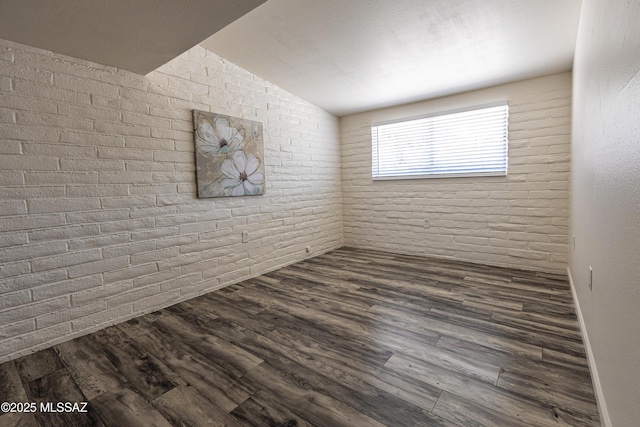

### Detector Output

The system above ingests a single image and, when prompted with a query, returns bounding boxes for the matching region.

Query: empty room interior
[0,0,638,426]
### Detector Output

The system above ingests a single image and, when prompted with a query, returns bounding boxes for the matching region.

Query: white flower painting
[193,110,265,198]
[196,116,245,155]
[220,150,265,196]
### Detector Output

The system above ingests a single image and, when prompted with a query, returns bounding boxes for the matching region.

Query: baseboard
[0,244,343,365]
[567,267,611,427]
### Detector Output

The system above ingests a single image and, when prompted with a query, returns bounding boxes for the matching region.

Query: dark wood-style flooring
[0,247,600,426]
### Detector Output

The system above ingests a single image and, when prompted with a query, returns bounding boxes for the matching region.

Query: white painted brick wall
[0,39,343,363]
[340,73,572,275]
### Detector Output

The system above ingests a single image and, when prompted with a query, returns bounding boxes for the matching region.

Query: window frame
[371,101,509,181]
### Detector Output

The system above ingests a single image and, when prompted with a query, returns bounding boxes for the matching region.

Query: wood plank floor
[0,247,601,426]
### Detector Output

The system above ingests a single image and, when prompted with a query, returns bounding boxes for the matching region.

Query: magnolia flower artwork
[193,110,265,198]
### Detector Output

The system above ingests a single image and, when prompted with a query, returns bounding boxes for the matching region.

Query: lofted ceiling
[201,0,583,116]
[0,0,582,116]
[0,0,267,75]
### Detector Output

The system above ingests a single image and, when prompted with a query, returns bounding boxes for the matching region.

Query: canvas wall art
[193,110,265,198]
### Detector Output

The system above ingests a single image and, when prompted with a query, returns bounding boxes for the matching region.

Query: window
[371,102,509,179]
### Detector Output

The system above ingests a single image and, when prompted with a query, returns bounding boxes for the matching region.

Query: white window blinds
[371,102,509,179]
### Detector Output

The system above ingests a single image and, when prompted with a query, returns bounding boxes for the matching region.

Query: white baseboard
[567,267,611,427]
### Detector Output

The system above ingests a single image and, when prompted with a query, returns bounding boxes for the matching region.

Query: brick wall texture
[340,73,571,275]
[0,37,572,363]
[0,39,343,363]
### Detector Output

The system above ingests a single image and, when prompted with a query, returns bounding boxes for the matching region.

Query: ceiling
[0,0,267,75]
[201,0,583,116]
[0,0,582,116]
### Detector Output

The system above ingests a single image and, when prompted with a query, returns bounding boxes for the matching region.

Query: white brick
[167,75,208,95]
[153,150,193,163]
[0,200,27,216]
[0,323,72,361]
[100,195,155,209]
[119,87,169,107]
[25,171,98,185]
[0,75,11,91]
[147,82,191,100]
[151,172,193,183]
[12,79,91,105]
[32,275,102,301]
[131,247,179,265]
[16,111,93,131]
[67,232,130,251]
[129,205,177,219]
[124,160,173,172]
[132,289,181,313]
[170,119,192,132]
[95,120,150,137]
[0,213,65,231]
[0,290,31,311]
[0,241,67,263]
[133,267,181,289]
[174,140,194,152]
[122,111,171,129]
[97,147,152,161]
[53,73,119,98]
[31,249,103,272]
[161,272,202,293]
[91,94,150,114]
[57,102,121,121]
[28,198,101,214]
[61,130,125,147]
[129,184,177,196]
[157,195,192,206]
[0,296,70,325]
[0,269,67,294]
[66,185,129,198]
[66,209,129,224]
[149,106,191,120]
[0,154,58,171]
[36,300,105,329]
[67,256,130,279]
[0,171,24,186]
[0,94,57,113]
[71,304,134,332]
[102,241,155,258]
[106,285,160,308]
[340,73,570,274]
[125,136,174,151]
[0,39,343,363]
[99,218,154,233]
[103,263,157,284]
[158,252,202,271]
[0,232,28,249]
[98,172,153,184]
[0,138,19,153]
[71,281,133,307]
[0,319,36,340]
[155,234,197,250]
[60,158,124,172]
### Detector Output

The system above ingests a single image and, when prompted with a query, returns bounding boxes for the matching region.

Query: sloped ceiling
[0,0,582,116]
[201,0,583,116]
[0,0,267,74]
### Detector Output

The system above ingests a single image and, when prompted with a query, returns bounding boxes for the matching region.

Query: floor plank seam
[0,247,601,426]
